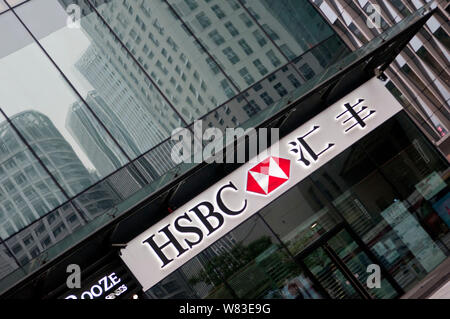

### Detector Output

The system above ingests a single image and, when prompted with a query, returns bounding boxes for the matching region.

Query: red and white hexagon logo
[246,156,291,196]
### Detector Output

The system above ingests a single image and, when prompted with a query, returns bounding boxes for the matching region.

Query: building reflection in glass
[0,112,119,276]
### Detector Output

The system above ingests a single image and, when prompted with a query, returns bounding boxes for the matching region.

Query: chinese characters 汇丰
[336,99,376,133]
[288,126,335,167]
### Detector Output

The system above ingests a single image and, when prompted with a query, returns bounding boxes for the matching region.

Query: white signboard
[120,78,403,291]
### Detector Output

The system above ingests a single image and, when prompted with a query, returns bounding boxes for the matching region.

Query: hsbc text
[142,181,247,268]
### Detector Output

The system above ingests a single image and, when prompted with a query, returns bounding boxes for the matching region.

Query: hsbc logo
[246,156,291,196]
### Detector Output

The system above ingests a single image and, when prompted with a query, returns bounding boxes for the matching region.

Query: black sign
[60,259,140,299]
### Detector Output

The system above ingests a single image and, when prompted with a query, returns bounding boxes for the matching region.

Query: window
[14,173,27,186]
[280,44,296,60]
[288,74,301,88]
[53,223,66,237]
[184,0,198,10]
[206,57,220,75]
[239,67,255,85]
[68,214,78,223]
[47,212,57,224]
[193,71,200,81]
[253,59,268,76]
[247,7,260,20]
[238,39,253,55]
[14,152,27,164]
[189,84,197,96]
[252,29,267,47]
[239,13,253,27]
[24,166,38,180]
[208,30,225,46]
[262,24,279,40]
[13,194,26,208]
[253,83,263,92]
[41,236,51,248]
[433,27,450,49]
[30,247,40,258]
[12,244,22,254]
[268,74,277,82]
[19,256,29,266]
[266,50,281,67]
[226,0,239,10]
[274,83,288,97]
[211,5,225,19]
[4,180,16,194]
[220,79,235,99]
[36,224,46,235]
[223,47,240,64]
[196,12,212,30]
[236,94,245,103]
[167,37,179,52]
[299,63,316,80]
[23,235,34,246]
[4,159,16,170]
[243,100,261,117]
[224,22,239,37]
[260,92,274,106]
[227,0,240,10]
[391,0,410,16]
[162,281,181,294]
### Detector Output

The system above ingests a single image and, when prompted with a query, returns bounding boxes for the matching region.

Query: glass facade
[0,0,445,298]
[144,112,449,299]
[0,0,350,290]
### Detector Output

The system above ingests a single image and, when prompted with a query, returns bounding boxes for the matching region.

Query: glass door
[298,227,399,299]
[302,245,363,299]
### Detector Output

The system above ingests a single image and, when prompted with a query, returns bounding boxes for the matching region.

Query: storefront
[118,78,450,299]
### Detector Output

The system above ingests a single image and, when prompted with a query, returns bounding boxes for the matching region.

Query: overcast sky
[0,0,99,171]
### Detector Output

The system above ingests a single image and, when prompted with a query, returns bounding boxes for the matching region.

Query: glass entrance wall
[302,245,362,299]
[310,112,450,292]
[324,229,397,299]
[144,111,449,299]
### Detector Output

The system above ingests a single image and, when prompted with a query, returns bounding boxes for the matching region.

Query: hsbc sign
[247,157,291,195]
[120,78,403,291]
